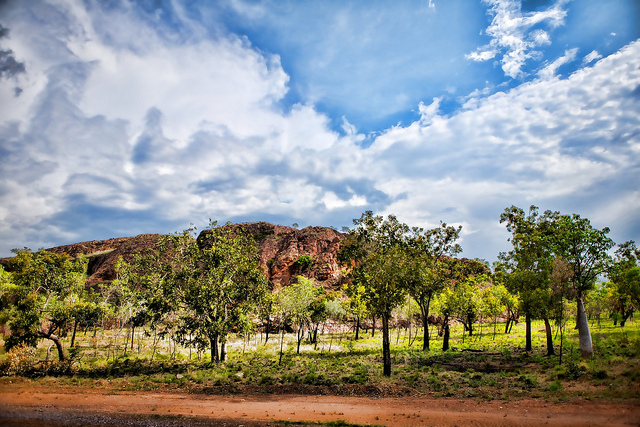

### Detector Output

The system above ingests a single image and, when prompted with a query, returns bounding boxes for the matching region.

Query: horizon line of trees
[1,207,638,377]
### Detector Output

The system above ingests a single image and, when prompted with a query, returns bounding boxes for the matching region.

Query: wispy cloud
[583,50,602,64]
[467,0,569,79]
[538,47,579,79]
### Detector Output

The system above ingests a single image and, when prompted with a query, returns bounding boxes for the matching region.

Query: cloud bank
[0,0,638,262]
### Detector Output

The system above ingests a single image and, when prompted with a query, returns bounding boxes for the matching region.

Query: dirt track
[0,384,639,426]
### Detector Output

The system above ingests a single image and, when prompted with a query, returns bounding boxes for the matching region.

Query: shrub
[1,343,36,375]
[548,380,563,392]
[293,254,315,269]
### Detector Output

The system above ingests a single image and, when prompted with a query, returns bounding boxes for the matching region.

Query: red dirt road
[0,384,639,426]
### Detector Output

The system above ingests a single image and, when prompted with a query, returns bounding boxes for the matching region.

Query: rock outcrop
[47,234,165,287]
[200,222,347,289]
[4,223,347,290]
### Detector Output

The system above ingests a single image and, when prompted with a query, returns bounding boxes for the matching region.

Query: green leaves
[118,222,269,361]
[2,249,88,358]
[551,213,615,295]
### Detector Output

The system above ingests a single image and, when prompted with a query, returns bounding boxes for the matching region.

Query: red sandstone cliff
[4,223,347,289]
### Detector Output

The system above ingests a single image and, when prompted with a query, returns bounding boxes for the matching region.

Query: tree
[499,205,557,354]
[0,264,12,317]
[431,259,489,351]
[490,268,519,333]
[338,211,412,376]
[406,222,462,351]
[68,291,104,348]
[606,241,640,326]
[4,249,87,361]
[274,276,321,361]
[451,274,487,338]
[549,257,574,364]
[121,223,268,363]
[342,282,369,340]
[550,214,615,358]
[482,283,508,340]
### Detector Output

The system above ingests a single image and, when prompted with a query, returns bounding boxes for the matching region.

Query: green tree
[121,223,268,363]
[342,282,369,340]
[0,264,12,316]
[489,269,519,333]
[550,214,615,358]
[606,241,640,326]
[549,257,574,364]
[406,222,462,351]
[274,276,320,362]
[338,211,412,376]
[67,291,104,348]
[452,274,486,338]
[4,249,87,361]
[482,283,508,340]
[499,205,557,354]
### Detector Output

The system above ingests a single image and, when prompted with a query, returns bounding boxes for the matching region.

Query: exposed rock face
[4,223,347,290]
[47,234,164,287]
[199,222,347,289]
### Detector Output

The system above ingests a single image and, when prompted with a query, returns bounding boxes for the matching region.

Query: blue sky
[0,0,639,261]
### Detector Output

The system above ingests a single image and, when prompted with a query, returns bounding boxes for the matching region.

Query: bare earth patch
[1,383,639,426]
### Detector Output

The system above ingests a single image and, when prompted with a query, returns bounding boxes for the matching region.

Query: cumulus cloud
[0,0,638,261]
[369,40,640,254]
[467,0,569,78]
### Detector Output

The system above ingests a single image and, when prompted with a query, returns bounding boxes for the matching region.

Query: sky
[0,0,639,262]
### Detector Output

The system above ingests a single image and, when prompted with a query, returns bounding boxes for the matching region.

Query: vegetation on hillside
[1,208,639,402]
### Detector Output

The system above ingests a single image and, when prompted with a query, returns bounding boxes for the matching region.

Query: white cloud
[0,1,638,262]
[467,0,569,78]
[538,47,578,79]
[363,39,640,253]
[583,50,602,64]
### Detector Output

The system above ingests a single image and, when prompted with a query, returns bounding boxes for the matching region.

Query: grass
[1,317,640,402]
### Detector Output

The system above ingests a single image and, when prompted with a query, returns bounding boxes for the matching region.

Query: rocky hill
[199,222,347,289]
[3,223,347,290]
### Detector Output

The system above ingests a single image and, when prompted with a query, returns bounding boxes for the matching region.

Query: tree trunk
[39,331,65,361]
[620,309,632,327]
[313,325,319,350]
[278,326,285,365]
[70,320,79,348]
[265,317,270,343]
[296,322,304,354]
[576,296,594,358]
[525,311,532,352]
[381,313,391,377]
[420,296,431,351]
[543,317,555,356]
[210,336,219,363]
[355,316,360,340]
[220,340,226,362]
[442,323,450,351]
[52,334,65,361]
[371,315,376,338]
[422,314,430,351]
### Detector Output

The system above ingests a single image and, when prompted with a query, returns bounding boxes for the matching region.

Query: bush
[293,255,315,269]
[548,380,563,392]
[0,343,36,375]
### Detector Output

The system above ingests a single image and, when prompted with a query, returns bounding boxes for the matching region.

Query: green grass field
[2,317,639,401]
